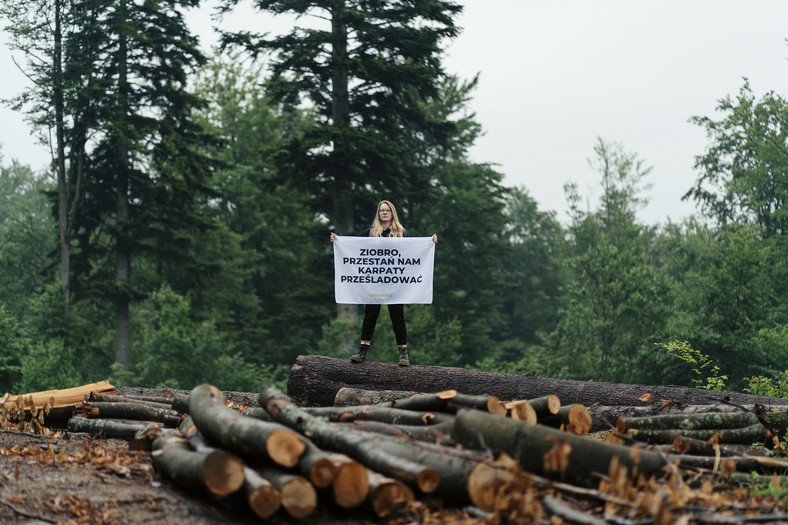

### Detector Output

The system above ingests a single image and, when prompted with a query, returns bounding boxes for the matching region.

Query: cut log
[76,401,182,427]
[325,453,369,508]
[385,390,507,415]
[87,393,174,410]
[527,395,561,419]
[451,409,668,486]
[338,419,457,446]
[366,469,414,518]
[255,467,317,519]
[243,467,281,518]
[68,416,160,440]
[151,434,245,496]
[505,400,537,423]
[287,355,788,410]
[334,387,420,406]
[305,405,454,426]
[2,380,115,409]
[618,411,760,432]
[671,435,769,457]
[466,457,518,512]
[258,385,439,494]
[540,404,593,435]
[297,439,339,489]
[629,423,767,445]
[188,384,305,468]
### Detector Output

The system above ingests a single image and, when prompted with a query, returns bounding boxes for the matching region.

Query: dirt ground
[0,387,460,525]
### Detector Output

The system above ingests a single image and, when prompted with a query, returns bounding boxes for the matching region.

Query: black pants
[360,304,407,346]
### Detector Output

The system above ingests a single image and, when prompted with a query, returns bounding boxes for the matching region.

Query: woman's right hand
[330,232,337,242]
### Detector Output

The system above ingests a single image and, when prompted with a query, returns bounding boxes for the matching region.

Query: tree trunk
[188,384,305,468]
[258,385,439,493]
[287,355,788,410]
[114,0,131,371]
[451,409,669,486]
[150,434,245,496]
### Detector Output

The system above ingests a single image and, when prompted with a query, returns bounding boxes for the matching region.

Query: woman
[330,200,437,366]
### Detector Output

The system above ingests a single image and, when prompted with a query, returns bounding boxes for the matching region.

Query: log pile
[58,375,788,523]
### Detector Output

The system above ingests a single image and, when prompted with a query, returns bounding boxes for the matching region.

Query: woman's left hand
[432,234,438,244]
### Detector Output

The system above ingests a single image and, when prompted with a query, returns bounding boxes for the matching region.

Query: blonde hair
[369,200,405,237]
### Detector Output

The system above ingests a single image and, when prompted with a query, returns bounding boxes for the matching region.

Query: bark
[540,404,593,435]
[366,470,414,518]
[451,409,669,486]
[287,355,788,410]
[618,411,760,432]
[87,393,173,410]
[255,467,317,519]
[76,401,181,427]
[151,434,245,496]
[67,416,159,440]
[188,384,305,468]
[527,395,562,419]
[242,467,281,519]
[334,387,420,406]
[338,420,457,446]
[385,391,506,415]
[628,423,767,445]
[297,439,339,489]
[258,385,439,494]
[305,405,454,426]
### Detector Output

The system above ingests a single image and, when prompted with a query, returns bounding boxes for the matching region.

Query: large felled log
[287,355,788,410]
[188,384,305,468]
[451,409,669,486]
[151,434,245,496]
[258,385,439,494]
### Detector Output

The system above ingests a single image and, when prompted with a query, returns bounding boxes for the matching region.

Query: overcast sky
[2,1,788,225]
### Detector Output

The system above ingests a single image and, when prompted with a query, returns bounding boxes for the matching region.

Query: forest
[0,0,787,397]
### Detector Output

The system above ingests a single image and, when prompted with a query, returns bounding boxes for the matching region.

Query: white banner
[333,236,435,304]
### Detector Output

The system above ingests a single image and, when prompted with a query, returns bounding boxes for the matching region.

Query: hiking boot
[398,347,410,367]
[351,344,369,363]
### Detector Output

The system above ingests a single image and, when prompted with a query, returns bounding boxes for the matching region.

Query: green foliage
[0,306,25,393]
[744,371,788,398]
[17,339,83,393]
[127,285,266,392]
[659,340,727,391]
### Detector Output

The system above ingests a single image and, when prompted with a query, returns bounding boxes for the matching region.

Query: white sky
[2,1,788,225]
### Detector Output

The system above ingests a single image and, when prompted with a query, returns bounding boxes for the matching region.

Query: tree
[218,0,463,338]
[687,80,788,236]
[543,139,668,383]
[61,0,214,369]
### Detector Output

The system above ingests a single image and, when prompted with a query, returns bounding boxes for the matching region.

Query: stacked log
[45,362,788,523]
